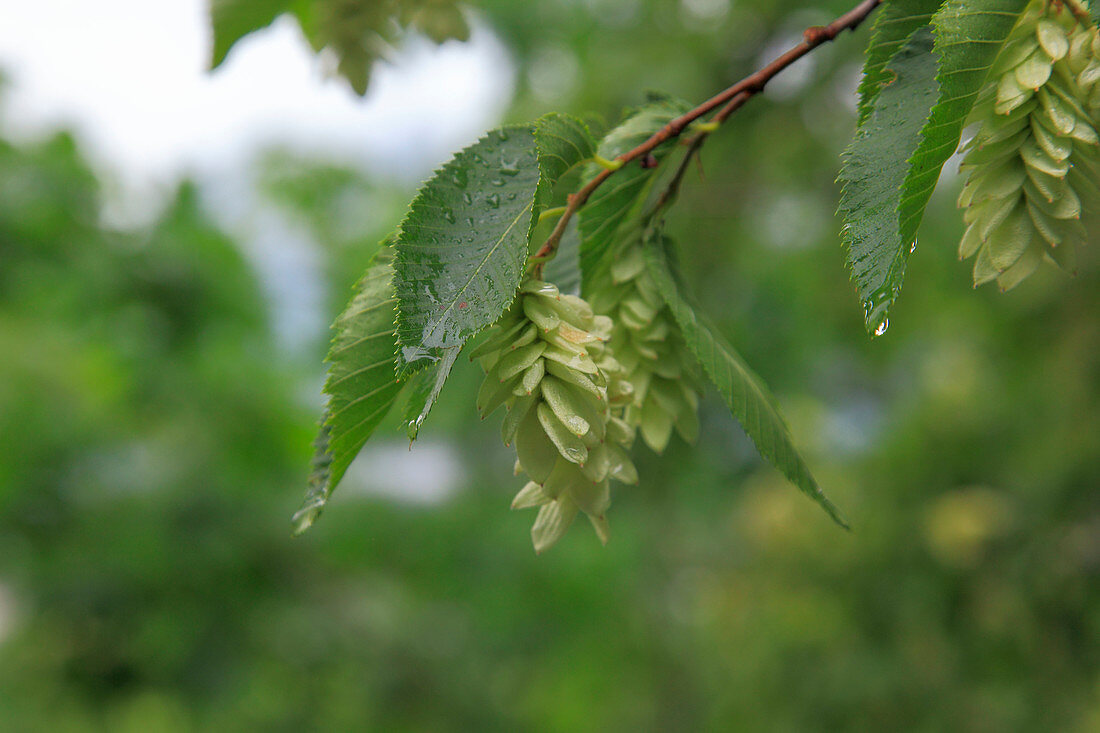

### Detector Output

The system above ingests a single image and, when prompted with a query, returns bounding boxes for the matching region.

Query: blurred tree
[0,1,1099,731]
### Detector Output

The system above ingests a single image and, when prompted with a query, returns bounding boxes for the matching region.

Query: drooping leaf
[402,345,460,441]
[842,0,1027,334]
[839,26,940,336]
[292,421,334,534]
[643,232,849,529]
[394,126,541,374]
[898,0,1029,313]
[578,97,691,292]
[209,0,293,68]
[295,245,404,531]
[855,0,945,125]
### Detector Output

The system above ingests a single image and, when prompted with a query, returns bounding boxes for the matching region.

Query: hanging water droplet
[909,238,918,254]
[873,318,889,337]
[486,193,501,208]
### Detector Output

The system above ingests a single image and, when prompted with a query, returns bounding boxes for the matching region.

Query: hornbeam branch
[530,0,882,272]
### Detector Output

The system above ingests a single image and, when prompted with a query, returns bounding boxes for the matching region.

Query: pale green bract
[474,279,637,553]
[956,0,1100,288]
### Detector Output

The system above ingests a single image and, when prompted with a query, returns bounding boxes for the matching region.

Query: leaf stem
[530,0,883,272]
[538,205,567,222]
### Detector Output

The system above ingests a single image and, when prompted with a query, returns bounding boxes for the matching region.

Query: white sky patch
[0,0,515,216]
[342,440,466,506]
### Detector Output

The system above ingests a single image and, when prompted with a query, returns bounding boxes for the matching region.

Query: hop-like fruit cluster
[588,236,701,453]
[958,0,1100,289]
[474,280,637,553]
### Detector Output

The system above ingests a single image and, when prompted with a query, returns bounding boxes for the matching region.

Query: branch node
[803,25,830,45]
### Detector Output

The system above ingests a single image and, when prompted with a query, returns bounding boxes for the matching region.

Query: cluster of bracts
[474,245,700,552]
[959,0,1100,288]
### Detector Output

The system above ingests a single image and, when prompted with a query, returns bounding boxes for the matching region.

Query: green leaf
[842,1,1027,334]
[643,232,849,529]
[895,0,1028,317]
[394,118,595,439]
[209,0,293,68]
[295,245,404,531]
[839,26,940,336]
[578,98,691,292]
[292,422,334,534]
[402,345,460,441]
[533,113,596,214]
[394,126,541,374]
[855,0,945,125]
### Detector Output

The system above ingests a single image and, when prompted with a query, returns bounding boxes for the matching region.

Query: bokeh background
[2,0,1100,730]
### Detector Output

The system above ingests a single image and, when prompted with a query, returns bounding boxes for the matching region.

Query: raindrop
[452,168,468,188]
[463,193,473,204]
[909,238,918,254]
[499,160,521,176]
[873,318,889,337]
[486,193,501,209]
[491,179,506,187]
[497,129,510,141]
[442,208,456,224]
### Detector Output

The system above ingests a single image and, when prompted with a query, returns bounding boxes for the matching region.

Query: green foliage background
[3,0,1100,729]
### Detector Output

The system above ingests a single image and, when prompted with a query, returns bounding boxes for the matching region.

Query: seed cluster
[588,235,701,453]
[958,0,1100,289]
[474,280,637,553]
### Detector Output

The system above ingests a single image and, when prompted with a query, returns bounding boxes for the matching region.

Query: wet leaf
[644,231,849,529]
[394,126,541,374]
[294,245,404,532]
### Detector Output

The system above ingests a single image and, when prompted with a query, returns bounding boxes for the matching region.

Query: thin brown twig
[530,0,883,273]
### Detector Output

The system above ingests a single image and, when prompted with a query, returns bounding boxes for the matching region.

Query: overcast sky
[0,0,513,194]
